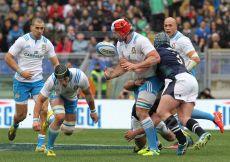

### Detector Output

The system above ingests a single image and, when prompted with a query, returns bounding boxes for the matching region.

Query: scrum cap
[111,19,131,37]
[154,32,170,48]
[54,65,70,79]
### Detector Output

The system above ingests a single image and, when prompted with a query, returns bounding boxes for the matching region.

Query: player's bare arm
[33,93,47,131]
[124,79,145,91]
[49,55,60,68]
[5,53,33,79]
[82,87,98,123]
[120,51,160,71]
[124,128,145,142]
[104,63,126,80]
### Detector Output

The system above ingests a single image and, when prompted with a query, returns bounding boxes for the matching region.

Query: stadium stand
[0,0,229,98]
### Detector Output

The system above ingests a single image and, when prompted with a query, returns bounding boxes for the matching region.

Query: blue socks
[47,126,60,150]
[141,117,158,151]
[191,109,214,121]
[37,134,45,147]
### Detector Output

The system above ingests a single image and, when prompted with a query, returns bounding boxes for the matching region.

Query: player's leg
[191,109,224,133]
[136,77,162,156]
[129,115,147,152]
[178,103,211,150]
[190,70,224,133]
[31,80,48,152]
[35,99,48,152]
[8,79,30,141]
[60,97,77,136]
[155,121,175,142]
[178,74,211,150]
[46,97,65,157]
[157,95,189,155]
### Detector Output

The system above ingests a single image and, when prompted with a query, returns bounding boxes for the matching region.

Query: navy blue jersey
[156,45,188,80]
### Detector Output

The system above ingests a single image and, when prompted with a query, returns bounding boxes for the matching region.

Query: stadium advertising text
[0,99,229,129]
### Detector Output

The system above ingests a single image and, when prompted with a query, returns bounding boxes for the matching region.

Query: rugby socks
[37,134,45,147]
[141,117,158,151]
[164,115,186,145]
[47,126,60,150]
[191,109,214,121]
[186,118,205,137]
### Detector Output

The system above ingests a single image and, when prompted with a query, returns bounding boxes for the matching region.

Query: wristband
[33,118,40,122]
[16,68,23,75]
[90,109,96,113]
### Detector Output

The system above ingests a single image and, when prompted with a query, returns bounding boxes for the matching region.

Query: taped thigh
[136,91,156,109]
[52,105,65,115]
[61,120,76,135]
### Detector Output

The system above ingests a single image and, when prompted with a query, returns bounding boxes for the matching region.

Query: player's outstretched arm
[104,63,126,80]
[82,87,98,123]
[33,93,47,132]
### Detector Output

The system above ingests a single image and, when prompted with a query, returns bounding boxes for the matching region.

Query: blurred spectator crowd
[0,0,229,98]
[0,0,229,54]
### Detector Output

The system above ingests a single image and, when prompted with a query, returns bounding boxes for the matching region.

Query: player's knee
[52,105,65,125]
[61,121,75,136]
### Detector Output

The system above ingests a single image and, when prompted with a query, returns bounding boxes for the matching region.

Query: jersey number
[176,54,183,64]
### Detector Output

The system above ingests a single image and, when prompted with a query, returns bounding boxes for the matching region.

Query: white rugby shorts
[162,72,198,102]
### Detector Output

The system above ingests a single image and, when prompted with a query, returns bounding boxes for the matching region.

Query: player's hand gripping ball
[96,42,117,57]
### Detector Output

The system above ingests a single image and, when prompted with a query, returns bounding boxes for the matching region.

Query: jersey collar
[170,31,178,39]
[29,33,42,41]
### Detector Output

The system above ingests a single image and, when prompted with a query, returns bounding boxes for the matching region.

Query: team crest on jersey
[132,47,136,54]
[172,43,176,49]
[42,44,46,52]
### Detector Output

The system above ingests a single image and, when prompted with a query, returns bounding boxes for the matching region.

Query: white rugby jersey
[8,33,56,82]
[170,31,195,67]
[117,32,157,79]
[40,68,89,101]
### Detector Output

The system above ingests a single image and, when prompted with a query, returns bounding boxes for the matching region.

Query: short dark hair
[54,65,70,79]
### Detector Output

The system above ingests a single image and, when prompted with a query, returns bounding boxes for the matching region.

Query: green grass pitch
[0,129,229,162]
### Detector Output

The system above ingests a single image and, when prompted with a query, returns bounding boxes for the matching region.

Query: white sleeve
[78,71,90,90]
[46,39,56,58]
[177,37,195,55]
[40,75,54,97]
[8,37,24,56]
[140,36,156,55]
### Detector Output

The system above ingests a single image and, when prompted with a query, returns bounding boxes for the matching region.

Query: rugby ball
[96,42,117,57]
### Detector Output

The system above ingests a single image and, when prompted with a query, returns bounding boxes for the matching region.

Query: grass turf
[0,129,229,162]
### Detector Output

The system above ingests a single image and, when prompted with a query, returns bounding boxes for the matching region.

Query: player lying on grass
[33,65,98,157]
